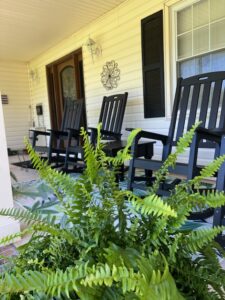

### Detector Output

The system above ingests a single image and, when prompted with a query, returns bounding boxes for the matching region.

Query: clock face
[101,60,120,90]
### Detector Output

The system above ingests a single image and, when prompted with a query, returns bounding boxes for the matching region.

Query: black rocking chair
[64,92,128,171]
[30,98,84,167]
[127,71,225,209]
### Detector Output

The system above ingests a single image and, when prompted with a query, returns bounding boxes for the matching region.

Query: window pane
[193,26,209,55]
[60,66,77,102]
[178,32,192,60]
[179,49,225,78]
[193,0,209,28]
[210,0,225,22]
[179,57,200,78]
[210,49,225,71]
[210,19,225,50]
[177,6,192,34]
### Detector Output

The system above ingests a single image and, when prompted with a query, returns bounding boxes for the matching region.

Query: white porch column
[0,92,20,239]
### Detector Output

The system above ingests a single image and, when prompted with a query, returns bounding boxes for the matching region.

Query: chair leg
[64,132,73,172]
[32,132,37,149]
[187,133,199,180]
[48,133,54,164]
[127,139,139,190]
[213,136,225,246]
[127,159,135,190]
[144,152,153,186]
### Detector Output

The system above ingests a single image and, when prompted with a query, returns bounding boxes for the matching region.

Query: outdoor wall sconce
[85,37,102,62]
[29,69,39,82]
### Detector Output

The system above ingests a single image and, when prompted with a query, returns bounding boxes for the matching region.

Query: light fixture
[85,37,102,62]
[29,69,39,82]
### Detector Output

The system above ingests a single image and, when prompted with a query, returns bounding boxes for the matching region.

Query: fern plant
[1,123,225,299]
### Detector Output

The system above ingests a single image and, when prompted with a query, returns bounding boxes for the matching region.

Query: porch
[0,0,225,296]
[0,0,224,240]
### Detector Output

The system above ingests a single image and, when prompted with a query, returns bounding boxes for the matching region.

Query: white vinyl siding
[27,0,224,165]
[0,61,30,149]
[28,0,173,155]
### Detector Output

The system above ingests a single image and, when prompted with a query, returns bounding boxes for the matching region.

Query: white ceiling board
[0,0,126,61]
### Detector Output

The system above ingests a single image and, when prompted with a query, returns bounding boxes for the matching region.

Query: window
[175,0,225,78]
[141,10,165,118]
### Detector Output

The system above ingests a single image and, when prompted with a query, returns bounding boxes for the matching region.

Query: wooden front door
[46,49,86,130]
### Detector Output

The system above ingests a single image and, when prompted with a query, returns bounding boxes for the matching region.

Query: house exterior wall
[0,92,20,238]
[28,0,215,164]
[0,61,31,150]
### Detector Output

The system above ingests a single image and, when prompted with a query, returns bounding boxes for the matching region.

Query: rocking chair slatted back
[61,98,83,132]
[166,72,225,157]
[99,93,128,137]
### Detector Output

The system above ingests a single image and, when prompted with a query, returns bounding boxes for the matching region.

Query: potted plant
[0,124,225,299]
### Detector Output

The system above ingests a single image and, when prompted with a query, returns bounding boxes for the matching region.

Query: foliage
[1,124,225,299]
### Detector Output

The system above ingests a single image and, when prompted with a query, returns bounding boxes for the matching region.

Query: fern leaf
[0,208,55,226]
[192,154,225,185]
[108,128,141,166]
[25,138,79,202]
[199,190,225,208]
[0,208,76,245]
[0,226,32,246]
[82,263,139,293]
[152,122,200,192]
[125,192,177,218]
[184,226,225,253]
[0,265,88,297]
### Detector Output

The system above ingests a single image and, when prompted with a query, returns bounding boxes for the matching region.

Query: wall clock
[101,60,120,90]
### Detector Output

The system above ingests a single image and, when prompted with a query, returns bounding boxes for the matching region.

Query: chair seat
[133,158,203,176]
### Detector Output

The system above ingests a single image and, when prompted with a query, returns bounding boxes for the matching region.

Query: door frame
[46,48,86,130]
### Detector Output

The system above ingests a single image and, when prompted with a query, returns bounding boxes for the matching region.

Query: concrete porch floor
[9,154,39,184]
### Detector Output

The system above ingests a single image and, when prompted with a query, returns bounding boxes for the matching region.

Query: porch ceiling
[0,0,126,62]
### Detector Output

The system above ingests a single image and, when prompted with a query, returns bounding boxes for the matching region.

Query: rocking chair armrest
[88,127,121,138]
[100,130,121,139]
[87,127,97,137]
[126,128,168,144]
[66,128,80,137]
[48,129,69,137]
[88,127,121,143]
[29,129,50,136]
[196,127,225,141]
[88,127,97,132]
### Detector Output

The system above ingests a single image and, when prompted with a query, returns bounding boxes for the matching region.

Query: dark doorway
[46,49,86,130]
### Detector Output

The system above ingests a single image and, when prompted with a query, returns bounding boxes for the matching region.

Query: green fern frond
[125,192,177,218]
[104,243,140,269]
[81,263,139,292]
[152,122,200,192]
[137,256,184,300]
[45,266,85,297]
[0,226,32,246]
[0,271,46,294]
[198,190,225,208]
[80,127,101,182]
[108,128,141,166]
[192,154,225,185]
[25,138,81,202]
[0,208,75,245]
[183,226,225,253]
[0,265,88,297]
[0,208,55,226]
[82,260,183,300]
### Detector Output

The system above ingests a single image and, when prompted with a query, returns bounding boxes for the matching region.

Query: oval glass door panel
[60,66,77,102]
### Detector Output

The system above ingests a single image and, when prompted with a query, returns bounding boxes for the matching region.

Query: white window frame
[167,0,225,112]
[168,0,201,109]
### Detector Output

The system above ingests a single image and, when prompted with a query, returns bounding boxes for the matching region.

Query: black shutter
[142,10,165,118]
